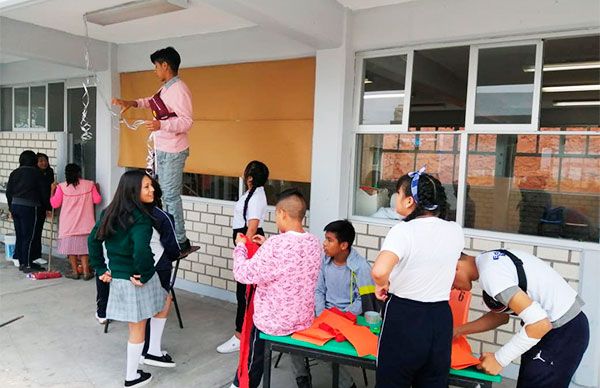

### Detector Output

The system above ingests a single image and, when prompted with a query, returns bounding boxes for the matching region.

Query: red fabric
[329,307,357,324]
[318,322,346,342]
[236,238,260,388]
[30,271,62,279]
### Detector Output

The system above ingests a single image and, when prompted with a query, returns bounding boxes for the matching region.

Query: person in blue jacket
[292,220,376,388]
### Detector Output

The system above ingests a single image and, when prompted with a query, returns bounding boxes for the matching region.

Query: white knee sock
[126,342,144,381]
[148,317,167,356]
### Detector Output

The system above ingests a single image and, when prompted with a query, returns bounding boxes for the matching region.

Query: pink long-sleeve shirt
[136,76,193,153]
[50,179,102,239]
[233,231,322,336]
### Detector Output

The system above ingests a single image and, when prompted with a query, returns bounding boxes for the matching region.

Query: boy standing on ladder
[113,46,197,255]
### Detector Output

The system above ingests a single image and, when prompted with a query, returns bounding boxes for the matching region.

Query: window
[265,180,311,208]
[0,87,12,131]
[352,35,599,244]
[360,55,408,126]
[183,174,240,201]
[14,87,29,128]
[465,133,599,242]
[30,86,46,128]
[48,83,65,132]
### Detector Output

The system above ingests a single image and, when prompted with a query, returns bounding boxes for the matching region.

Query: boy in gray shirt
[292,220,376,388]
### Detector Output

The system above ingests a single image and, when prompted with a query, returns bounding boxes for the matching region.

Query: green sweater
[88,209,156,283]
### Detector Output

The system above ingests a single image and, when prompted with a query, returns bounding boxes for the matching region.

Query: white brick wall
[0,132,61,251]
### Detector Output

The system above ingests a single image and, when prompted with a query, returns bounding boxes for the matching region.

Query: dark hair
[19,150,37,167]
[276,188,307,220]
[324,220,356,248]
[151,177,163,209]
[242,160,270,223]
[65,163,81,187]
[96,170,154,240]
[396,172,447,222]
[150,46,181,73]
[37,153,49,162]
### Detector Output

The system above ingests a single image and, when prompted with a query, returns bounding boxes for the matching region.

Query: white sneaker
[216,335,240,354]
[34,258,47,265]
[95,312,107,325]
[230,384,238,388]
[12,259,19,267]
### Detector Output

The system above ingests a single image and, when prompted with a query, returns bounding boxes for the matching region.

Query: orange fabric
[293,310,378,357]
[449,290,480,369]
[452,336,480,369]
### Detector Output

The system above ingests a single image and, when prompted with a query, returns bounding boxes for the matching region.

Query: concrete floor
[0,255,516,388]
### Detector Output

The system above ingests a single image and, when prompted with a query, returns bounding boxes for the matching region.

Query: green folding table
[260,317,502,388]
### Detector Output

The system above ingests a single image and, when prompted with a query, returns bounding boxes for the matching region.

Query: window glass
[0,87,12,131]
[409,46,469,131]
[466,134,599,242]
[30,86,46,128]
[354,133,460,222]
[475,45,536,124]
[183,174,240,201]
[48,83,65,132]
[264,180,311,208]
[361,55,407,125]
[14,87,29,128]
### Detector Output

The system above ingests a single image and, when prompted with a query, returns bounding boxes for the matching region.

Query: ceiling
[336,0,417,10]
[0,53,26,63]
[0,0,255,44]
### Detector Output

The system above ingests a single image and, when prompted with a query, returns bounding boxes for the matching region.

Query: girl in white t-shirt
[216,160,269,354]
[372,168,464,387]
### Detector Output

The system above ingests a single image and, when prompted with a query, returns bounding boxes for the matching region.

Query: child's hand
[477,353,502,375]
[252,235,266,246]
[130,274,143,287]
[235,233,247,245]
[99,271,112,283]
[375,283,389,301]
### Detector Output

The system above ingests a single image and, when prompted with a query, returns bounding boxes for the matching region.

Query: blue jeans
[156,148,189,244]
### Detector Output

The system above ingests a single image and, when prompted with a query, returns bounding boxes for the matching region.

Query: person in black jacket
[6,150,50,272]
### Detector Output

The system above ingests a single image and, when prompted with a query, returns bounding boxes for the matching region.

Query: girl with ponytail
[216,160,269,354]
[371,166,464,387]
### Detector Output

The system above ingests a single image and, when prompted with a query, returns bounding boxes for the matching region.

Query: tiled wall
[0,132,60,251]
[176,199,308,293]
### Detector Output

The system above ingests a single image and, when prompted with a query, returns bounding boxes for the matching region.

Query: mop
[28,209,62,280]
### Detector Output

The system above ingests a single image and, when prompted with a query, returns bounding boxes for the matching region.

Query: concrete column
[308,10,354,235]
[95,43,124,206]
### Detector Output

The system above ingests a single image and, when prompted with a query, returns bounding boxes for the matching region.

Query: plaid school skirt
[106,273,167,323]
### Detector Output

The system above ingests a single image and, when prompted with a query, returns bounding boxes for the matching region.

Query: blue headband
[407,166,438,211]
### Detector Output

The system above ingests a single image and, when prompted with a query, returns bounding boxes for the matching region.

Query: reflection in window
[361,55,407,125]
[410,46,469,131]
[466,134,599,242]
[1,87,12,131]
[30,86,46,128]
[14,87,29,128]
[264,180,311,208]
[475,45,536,124]
[183,174,240,201]
[354,133,460,222]
[540,35,600,129]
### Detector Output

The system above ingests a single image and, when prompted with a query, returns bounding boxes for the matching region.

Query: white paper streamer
[81,15,157,177]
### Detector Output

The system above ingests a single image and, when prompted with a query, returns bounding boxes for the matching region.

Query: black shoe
[296,376,312,388]
[142,352,176,368]
[124,369,152,387]
[20,265,39,273]
[29,262,45,271]
[178,239,200,259]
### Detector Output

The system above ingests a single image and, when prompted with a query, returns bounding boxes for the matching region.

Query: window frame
[12,83,49,132]
[465,40,544,133]
[348,35,600,247]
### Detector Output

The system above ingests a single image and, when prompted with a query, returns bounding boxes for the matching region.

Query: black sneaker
[29,262,46,271]
[142,352,176,368]
[296,375,312,388]
[20,265,39,273]
[124,369,152,387]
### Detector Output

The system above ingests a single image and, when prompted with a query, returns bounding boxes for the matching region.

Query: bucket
[4,234,16,261]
